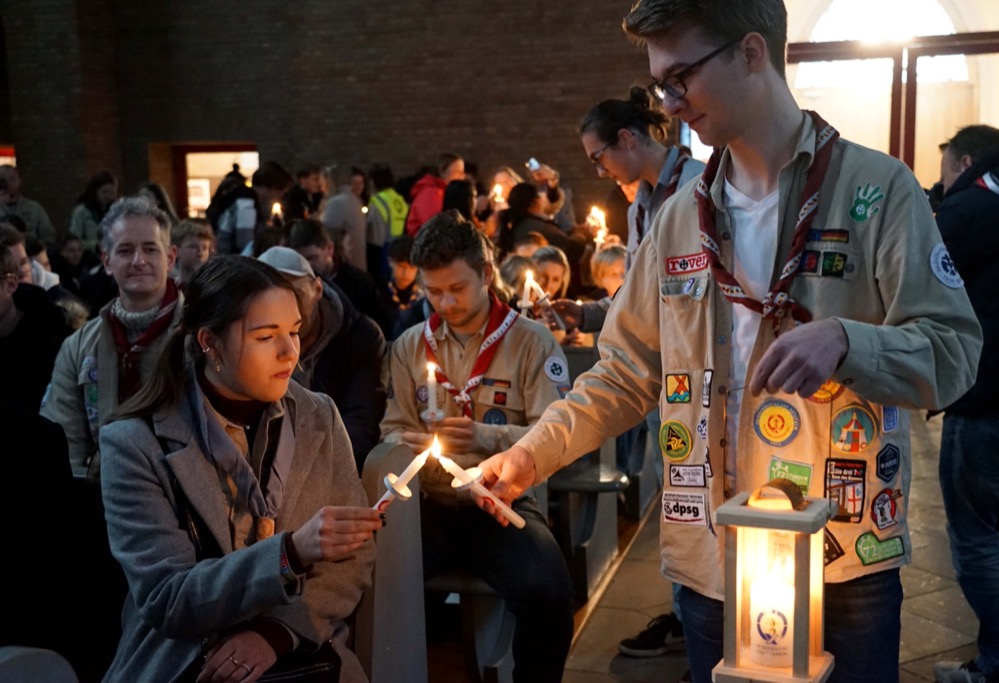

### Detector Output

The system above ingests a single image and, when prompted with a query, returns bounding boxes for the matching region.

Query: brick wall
[6,1,654,229]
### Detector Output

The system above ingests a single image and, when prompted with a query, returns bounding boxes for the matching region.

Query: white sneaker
[934,659,997,683]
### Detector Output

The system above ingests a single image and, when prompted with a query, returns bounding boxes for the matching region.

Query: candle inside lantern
[746,494,796,668]
[426,362,439,415]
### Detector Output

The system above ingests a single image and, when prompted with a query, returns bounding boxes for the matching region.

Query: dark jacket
[1,283,71,412]
[330,262,390,335]
[296,281,387,470]
[937,150,999,414]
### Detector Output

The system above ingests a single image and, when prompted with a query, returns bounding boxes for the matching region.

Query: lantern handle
[749,478,809,511]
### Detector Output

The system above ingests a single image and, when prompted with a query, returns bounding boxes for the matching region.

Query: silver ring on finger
[237,662,253,677]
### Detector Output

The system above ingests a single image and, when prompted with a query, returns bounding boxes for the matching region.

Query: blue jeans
[677,569,902,683]
[422,496,574,683]
[941,413,999,675]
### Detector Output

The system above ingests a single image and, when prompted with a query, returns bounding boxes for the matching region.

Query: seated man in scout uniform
[380,210,574,683]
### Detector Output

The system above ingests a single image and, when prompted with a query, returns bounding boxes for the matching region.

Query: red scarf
[423,291,518,417]
[109,278,179,401]
[664,153,691,199]
[696,111,839,333]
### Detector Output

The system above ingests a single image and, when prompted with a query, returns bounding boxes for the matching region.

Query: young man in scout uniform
[380,210,574,683]
[477,2,982,682]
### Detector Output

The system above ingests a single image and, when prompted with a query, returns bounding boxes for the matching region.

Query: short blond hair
[590,245,625,282]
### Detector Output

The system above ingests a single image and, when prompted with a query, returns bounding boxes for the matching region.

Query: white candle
[492,183,505,204]
[519,271,535,310]
[271,202,283,221]
[434,445,526,529]
[594,226,608,249]
[396,442,433,488]
[371,437,436,511]
[426,362,438,415]
[529,278,547,301]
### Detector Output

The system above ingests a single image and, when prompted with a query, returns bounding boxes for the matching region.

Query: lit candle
[586,206,607,236]
[371,439,434,511]
[594,226,608,249]
[519,270,535,311]
[426,362,438,415]
[747,495,796,667]
[433,443,526,529]
[271,202,283,222]
[492,183,505,204]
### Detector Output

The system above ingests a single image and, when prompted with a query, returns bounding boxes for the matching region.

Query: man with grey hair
[42,196,181,478]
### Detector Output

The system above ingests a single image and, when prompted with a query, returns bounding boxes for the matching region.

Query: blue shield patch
[483,408,507,425]
[876,444,900,483]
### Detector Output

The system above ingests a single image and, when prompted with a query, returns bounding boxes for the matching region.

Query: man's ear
[482,261,495,287]
[312,276,323,299]
[960,154,975,172]
[741,32,769,74]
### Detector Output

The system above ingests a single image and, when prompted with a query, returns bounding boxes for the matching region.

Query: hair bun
[629,85,652,110]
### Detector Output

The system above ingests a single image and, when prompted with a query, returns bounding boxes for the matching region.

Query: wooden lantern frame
[712,479,837,683]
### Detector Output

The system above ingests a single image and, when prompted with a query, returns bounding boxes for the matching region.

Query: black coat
[937,151,999,414]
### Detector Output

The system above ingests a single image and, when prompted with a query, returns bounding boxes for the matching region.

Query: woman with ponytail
[100,255,379,682]
[496,182,588,280]
[579,86,704,270]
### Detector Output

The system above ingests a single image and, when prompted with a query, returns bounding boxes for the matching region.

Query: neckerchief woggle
[696,111,839,334]
[423,290,518,418]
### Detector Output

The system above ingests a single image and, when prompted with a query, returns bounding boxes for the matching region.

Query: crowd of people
[2,1,997,683]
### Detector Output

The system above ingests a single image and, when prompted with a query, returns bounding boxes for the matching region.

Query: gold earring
[204,348,222,374]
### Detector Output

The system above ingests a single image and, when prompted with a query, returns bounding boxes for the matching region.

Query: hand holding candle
[372,437,436,511]
[433,442,526,529]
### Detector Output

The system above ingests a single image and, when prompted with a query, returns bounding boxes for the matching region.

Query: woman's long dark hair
[442,179,476,221]
[77,170,118,219]
[579,86,671,145]
[110,256,298,423]
[497,182,543,256]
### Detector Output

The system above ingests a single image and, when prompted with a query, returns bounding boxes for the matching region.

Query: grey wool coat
[99,377,375,683]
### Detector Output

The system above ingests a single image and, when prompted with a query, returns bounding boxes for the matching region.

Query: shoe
[618,612,685,657]
[934,659,999,683]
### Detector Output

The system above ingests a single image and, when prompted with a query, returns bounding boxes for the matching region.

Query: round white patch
[930,243,964,289]
[543,356,569,383]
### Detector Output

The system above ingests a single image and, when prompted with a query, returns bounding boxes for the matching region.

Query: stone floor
[561,413,980,683]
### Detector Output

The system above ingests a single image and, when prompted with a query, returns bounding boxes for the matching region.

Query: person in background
[366,164,408,282]
[0,164,56,246]
[531,245,571,300]
[442,179,478,224]
[931,124,999,683]
[512,231,548,259]
[321,166,368,272]
[404,153,465,236]
[589,245,626,300]
[478,2,982,682]
[41,196,182,478]
[350,167,369,206]
[69,170,119,256]
[498,183,587,269]
[138,182,182,227]
[50,232,90,296]
[258,246,387,469]
[99,255,379,682]
[170,219,214,291]
[282,164,323,220]
[378,235,421,340]
[216,161,293,256]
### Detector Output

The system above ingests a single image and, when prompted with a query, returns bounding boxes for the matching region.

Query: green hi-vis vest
[370,188,409,238]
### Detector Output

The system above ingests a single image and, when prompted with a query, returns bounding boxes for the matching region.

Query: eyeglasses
[648,38,742,102]
[589,139,616,172]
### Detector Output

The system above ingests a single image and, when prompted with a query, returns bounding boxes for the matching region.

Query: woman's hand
[198,630,276,683]
[291,506,382,565]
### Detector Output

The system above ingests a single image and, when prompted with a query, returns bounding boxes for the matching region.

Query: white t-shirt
[723,179,779,490]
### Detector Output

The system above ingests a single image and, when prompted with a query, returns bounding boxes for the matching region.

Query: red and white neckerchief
[664,152,691,199]
[423,291,518,417]
[975,170,999,197]
[696,111,839,334]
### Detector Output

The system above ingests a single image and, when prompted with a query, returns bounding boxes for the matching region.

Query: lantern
[712,478,837,683]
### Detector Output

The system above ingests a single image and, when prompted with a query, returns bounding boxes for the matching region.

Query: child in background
[170,219,214,290]
[590,245,626,299]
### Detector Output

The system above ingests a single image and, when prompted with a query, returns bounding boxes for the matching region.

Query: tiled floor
[562,413,980,683]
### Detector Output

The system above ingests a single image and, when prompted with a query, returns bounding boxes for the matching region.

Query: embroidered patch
[666,374,692,403]
[482,408,507,425]
[87,367,99,382]
[701,370,713,408]
[876,444,900,483]
[832,405,878,453]
[416,386,429,403]
[769,456,813,495]
[696,416,708,440]
[666,252,709,275]
[482,377,512,388]
[821,251,848,278]
[543,356,569,383]
[754,400,800,448]
[824,528,845,566]
[808,380,845,404]
[669,464,706,488]
[882,406,899,433]
[799,249,821,274]
[871,488,902,530]
[855,532,905,566]
[662,491,707,526]
[849,183,885,223]
[659,421,692,462]
[806,228,850,243]
[557,384,571,399]
[930,243,964,288]
[825,458,866,523]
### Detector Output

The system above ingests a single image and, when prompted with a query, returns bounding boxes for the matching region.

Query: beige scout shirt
[517,113,982,599]
[381,309,569,501]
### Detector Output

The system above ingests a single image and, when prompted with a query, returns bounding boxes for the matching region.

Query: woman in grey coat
[99,256,381,682]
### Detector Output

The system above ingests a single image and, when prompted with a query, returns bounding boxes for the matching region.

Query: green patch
[855,532,904,566]
[768,456,813,495]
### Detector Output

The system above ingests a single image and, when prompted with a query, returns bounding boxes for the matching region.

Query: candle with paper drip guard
[747,494,796,668]
[371,437,435,511]
[434,449,526,529]
[421,362,445,423]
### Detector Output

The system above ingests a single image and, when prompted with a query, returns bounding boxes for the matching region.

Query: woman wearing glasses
[579,86,704,271]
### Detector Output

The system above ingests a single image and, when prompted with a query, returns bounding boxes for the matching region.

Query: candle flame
[525,270,534,284]
[271,202,283,217]
[431,434,442,459]
[491,183,504,202]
